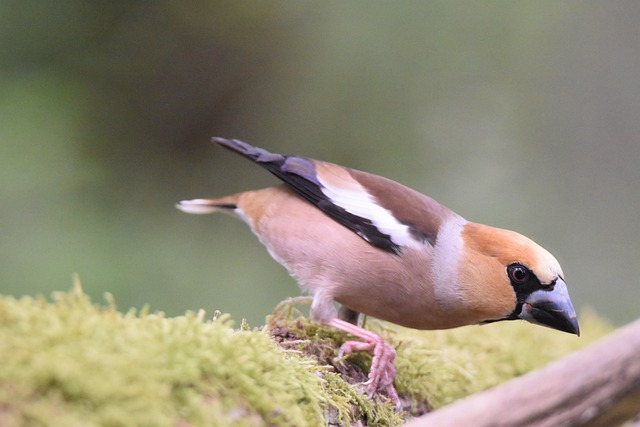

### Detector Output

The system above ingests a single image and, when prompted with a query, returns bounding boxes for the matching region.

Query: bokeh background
[2,2,639,327]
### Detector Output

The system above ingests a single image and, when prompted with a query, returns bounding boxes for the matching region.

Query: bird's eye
[508,264,530,284]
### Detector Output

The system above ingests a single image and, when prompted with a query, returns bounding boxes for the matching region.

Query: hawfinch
[177,138,579,406]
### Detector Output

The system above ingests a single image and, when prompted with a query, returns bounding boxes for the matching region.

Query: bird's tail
[177,138,287,216]
[176,195,240,215]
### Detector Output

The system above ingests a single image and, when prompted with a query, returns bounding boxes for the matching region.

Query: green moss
[390,309,609,409]
[265,301,403,425]
[0,282,339,426]
[0,282,611,426]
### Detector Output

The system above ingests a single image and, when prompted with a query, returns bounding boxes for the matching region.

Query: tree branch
[405,318,640,427]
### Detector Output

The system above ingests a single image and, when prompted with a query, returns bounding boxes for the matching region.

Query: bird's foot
[330,319,401,408]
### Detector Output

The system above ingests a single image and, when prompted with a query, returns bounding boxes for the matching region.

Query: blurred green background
[2,2,639,326]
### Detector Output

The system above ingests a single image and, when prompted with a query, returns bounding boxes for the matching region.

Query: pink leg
[329,318,400,407]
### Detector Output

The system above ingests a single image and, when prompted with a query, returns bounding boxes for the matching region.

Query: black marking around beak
[518,278,580,336]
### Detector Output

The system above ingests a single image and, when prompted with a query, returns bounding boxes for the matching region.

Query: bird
[177,138,580,407]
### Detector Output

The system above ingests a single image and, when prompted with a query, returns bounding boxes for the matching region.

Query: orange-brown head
[452,222,579,335]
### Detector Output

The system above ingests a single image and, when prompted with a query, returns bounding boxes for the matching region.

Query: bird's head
[457,222,579,335]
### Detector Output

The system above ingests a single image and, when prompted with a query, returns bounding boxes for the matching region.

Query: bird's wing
[215,137,455,254]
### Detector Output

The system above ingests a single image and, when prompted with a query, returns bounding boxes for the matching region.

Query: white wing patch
[316,175,424,249]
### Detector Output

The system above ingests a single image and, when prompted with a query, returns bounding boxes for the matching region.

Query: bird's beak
[519,278,580,336]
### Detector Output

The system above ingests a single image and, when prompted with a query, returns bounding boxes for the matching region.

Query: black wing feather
[214,138,400,253]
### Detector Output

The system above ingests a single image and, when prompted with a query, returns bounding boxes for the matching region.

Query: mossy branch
[0,282,611,426]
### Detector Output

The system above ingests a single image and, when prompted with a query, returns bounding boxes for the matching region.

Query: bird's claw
[337,338,400,408]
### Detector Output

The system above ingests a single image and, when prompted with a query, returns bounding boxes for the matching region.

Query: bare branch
[405,318,640,427]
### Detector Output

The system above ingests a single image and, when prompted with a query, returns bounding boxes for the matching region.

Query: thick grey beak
[519,278,580,336]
